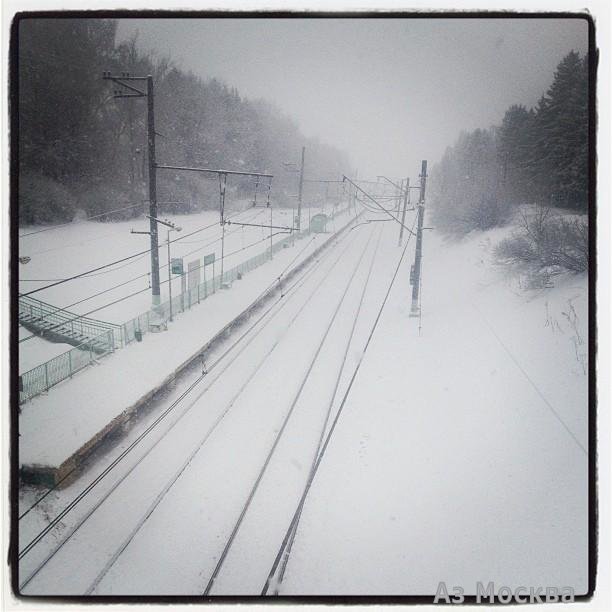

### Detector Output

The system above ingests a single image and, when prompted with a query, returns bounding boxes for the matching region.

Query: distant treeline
[430,51,588,236]
[17,19,352,225]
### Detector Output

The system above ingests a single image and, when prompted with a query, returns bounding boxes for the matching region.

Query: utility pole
[127,99,135,203]
[297,146,305,231]
[103,71,161,324]
[146,76,161,315]
[410,161,427,317]
[398,177,410,247]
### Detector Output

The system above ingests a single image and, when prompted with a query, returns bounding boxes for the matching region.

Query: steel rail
[83,230,362,595]
[263,212,418,595]
[202,226,375,595]
[19,216,358,591]
[266,226,384,593]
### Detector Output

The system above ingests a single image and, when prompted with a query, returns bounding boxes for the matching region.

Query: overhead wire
[19,227,297,343]
[82,229,361,595]
[18,209,275,347]
[19,202,146,238]
[19,208,260,295]
[265,224,384,594]
[264,211,419,594]
[18,217,357,579]
[203,225,374,595]
[472,303,587,455]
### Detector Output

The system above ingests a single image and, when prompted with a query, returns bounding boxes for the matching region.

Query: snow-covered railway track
[18,219,380,595]
[202,225,383,596]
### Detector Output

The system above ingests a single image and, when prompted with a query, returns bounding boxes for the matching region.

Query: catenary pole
[167,231,173,322]
[410,161,427,317]
[102,71,161,324]
[146,76,161,316]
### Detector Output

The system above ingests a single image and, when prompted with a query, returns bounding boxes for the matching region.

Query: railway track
[18,215,375,594]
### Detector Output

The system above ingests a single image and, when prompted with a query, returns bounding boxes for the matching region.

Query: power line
[18,210,253,296]
[18,210,270,346]
[203,227,374,595]
[18,222,355,578]
[19,227,294,345]
[20,248,154,297]
[264,214,417,594]
[265,225,384,594]
[173,209,263,244]
[19,202,146,238]
[473,303,587,455]
[82,231,360,595]
[345,175,417,237]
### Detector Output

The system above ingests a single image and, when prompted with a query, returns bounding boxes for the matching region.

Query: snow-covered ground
[18,203,335,373]
[18,326,76,374]
[19,207,354,469]
[282,225,588,595]
[17,215,589,596]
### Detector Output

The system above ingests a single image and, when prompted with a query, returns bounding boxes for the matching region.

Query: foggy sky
[117,17,588,181]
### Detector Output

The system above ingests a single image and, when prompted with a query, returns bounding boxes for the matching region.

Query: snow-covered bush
[494,206,588,274]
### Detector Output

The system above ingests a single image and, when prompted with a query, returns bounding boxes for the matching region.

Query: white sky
[116,17,588,181]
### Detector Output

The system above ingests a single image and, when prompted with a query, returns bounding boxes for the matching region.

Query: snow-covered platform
[19,213,357,486]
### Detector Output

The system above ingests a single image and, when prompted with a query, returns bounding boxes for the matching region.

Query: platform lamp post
[131,215,181,325]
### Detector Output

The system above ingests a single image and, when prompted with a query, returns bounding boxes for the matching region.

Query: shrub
[458,193,511,234]
[494,206,588,275]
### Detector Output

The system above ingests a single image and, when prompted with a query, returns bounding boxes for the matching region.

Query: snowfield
[18,206,352,469]
[281,225,588,595]
[17,213,589,596]
[18,203,332,374]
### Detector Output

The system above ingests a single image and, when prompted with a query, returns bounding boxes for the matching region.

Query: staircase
[19,295,122,353]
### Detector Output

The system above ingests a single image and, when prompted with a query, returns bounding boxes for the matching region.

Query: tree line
[429,50,588,236]
[17,18,352,225]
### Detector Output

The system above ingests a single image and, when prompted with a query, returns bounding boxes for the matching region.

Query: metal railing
[19,205,355,404]
[19,295,122,349]
[19,329,115,403]
[119,228,303,343]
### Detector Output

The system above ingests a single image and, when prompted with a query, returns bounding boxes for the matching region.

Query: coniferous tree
[18,18,352,224]
[530,51,588,209]
[430,49,589,235]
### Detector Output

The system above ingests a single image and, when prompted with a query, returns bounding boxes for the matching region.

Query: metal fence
[19,206,354,404]
[19,329,115,403]
[119,229,300,344]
